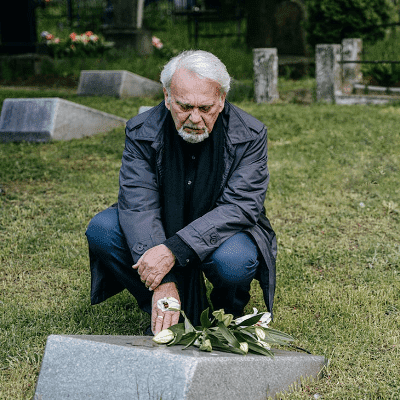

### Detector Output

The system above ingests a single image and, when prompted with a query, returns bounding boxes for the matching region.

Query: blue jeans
[86,206,259,318]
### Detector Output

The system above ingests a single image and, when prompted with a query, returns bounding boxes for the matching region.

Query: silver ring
[157,315,164,319]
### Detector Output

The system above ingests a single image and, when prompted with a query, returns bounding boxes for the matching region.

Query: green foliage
[362,28,400,86]
[153,308,294,356]
[305,0,395,48]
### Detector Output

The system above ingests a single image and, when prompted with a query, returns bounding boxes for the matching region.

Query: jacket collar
[137,101,260,151]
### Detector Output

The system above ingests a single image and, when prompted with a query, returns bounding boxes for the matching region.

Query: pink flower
[69,32,77,41]
[152,36,163,50]
[85,31,93,37]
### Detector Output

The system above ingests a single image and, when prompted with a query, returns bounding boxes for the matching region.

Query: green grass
[0,86,399,399]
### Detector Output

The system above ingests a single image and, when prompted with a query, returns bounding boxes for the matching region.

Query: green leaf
[247,341,274,358]
[181,310,195,333]
[217,321,243,352]
[177,332,198,346]
[167,330,184,346]
[183,332,202,349]
[168,323,185,335]
[234,313,264,327]
[200,308,212,329]
[264,328,295,343]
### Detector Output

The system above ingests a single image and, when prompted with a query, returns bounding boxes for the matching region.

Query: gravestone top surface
[77,70,162,98]
[0,98,126,142]
[35,334,327,400]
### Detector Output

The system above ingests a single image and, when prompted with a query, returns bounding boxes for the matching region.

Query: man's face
[164,68,226,142]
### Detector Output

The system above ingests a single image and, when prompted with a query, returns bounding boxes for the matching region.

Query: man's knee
[86,207,119,253]
[209,232,259,285]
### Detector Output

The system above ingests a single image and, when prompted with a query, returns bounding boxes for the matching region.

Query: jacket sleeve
[176,126,269,262]
[118,129,167,264]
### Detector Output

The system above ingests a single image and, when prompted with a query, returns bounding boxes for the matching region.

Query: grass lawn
[0,85,399,399]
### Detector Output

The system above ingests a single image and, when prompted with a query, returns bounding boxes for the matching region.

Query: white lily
[255,326,266,341]
[152,329,175,344]
[239,342,249,354]
[234,308,271,328]
[257,339,271,350]
[156,297,181,312]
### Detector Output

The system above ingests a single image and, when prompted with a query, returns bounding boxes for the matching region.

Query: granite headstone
[0,98,126,142]
[34,335,327,400]
[77,70,163,98]
[316,44,342,103]
[253,48,279,103]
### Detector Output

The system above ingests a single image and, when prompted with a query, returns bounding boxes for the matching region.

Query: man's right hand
[151,282,181,335]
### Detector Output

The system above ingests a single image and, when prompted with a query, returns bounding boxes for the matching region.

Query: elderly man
[86,50,277,335]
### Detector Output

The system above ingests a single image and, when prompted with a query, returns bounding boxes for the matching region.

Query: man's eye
[199,106,211,112]
[180,104,192,111]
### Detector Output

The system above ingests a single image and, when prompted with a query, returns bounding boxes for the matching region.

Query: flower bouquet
[40,31,111,58]
[153,307,295,357]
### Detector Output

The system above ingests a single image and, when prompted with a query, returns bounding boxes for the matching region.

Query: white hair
[160,50,231,96]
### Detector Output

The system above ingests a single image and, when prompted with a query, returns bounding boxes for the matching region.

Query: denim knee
[205,232,259,285]
[86,207,120,254]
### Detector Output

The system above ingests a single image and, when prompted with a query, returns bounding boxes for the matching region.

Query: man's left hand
[133,244,175,291]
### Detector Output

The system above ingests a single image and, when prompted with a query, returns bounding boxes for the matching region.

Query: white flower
[156,297,181,312]
[257,339,271,350]
[239,342,249,354]
[199,338,212,352]
[255,327,266,340]
[152,329,175,344]
[234,308,271,328]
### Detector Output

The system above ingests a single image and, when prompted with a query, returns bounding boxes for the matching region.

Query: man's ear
[218,91,227,112]
[163,88,171,110]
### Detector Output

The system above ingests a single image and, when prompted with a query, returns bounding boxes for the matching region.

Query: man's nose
[189,108,202,124]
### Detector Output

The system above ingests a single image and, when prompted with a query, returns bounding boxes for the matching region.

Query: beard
[177,126,209,144]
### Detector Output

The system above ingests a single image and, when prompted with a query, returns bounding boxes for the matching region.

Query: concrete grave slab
[34,335,327,400]
[138,105,154,114]
[77,70,163,98]
[0,98,126,142]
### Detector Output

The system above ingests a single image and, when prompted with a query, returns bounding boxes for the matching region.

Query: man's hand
[133,244,175,291]
[152,282,180,335]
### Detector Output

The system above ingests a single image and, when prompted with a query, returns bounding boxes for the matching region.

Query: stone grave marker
[253,48,279,103]
[138,105,154,114]
[342,38,363,88]
[77,70,163,98]
[0,98,126,142]
[316,44,342,103]
[34,334,327,400]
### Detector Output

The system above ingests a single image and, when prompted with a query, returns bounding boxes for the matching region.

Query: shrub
[305,0,395,49]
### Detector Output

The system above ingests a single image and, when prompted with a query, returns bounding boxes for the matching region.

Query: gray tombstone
[34,335,327,400]
[0,98,126,142]
[316,44,342,103]
[77,70,163,98]
[102,0,153,55]
[253,48,279,104]
[138,106,154,114]
[342,38,363,88]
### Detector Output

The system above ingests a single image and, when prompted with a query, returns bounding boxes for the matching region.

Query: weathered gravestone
[316,44,342,103]
[34,335,327,400]
[102,0,152,55]
[77,70,163,98]
[138,105,154,114]
[253,48,279,103]
[0,98,126,142]
[342,38,363,88]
